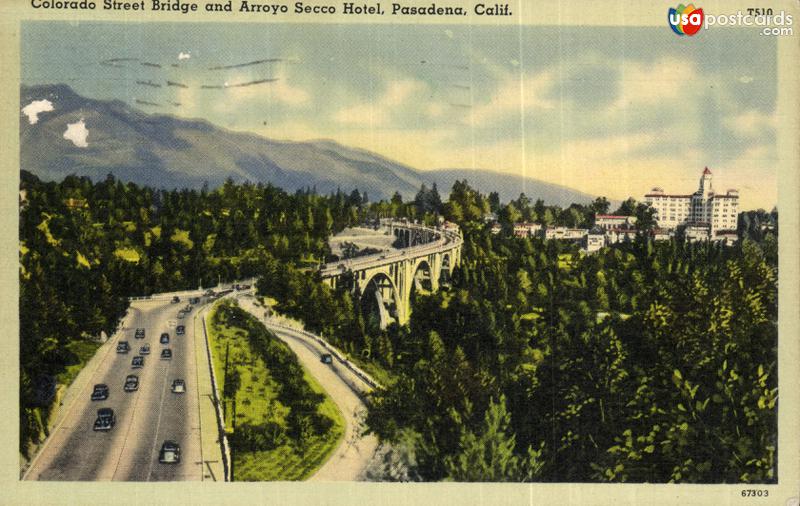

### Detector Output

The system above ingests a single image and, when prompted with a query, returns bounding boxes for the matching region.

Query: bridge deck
[320,223,462,278]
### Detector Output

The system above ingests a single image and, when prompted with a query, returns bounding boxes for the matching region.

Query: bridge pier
[322,222,462,329]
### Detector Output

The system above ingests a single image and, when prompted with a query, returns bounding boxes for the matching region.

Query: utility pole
[222,341,230,421]
[230,391,237,482]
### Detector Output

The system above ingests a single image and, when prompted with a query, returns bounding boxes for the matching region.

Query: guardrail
[265,320,383,392]
[319,223,462,278]
[126,278,258,302]
[200,306,232,482]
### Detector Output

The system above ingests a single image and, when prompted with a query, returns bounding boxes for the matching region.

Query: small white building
[651,228,673,242]
[513,222,542,238]
[595,214,637,230]
[542,227,587,240]
[583,228,606,253]
[605,227,638,244]
[684,223,711,243]
[713,230,738,246]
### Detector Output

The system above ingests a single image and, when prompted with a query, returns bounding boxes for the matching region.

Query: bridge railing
[320,222,462,278]
[265,320,384,392]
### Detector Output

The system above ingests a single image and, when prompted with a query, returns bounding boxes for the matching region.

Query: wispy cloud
[335,78,428,127]
[724,110,776,138]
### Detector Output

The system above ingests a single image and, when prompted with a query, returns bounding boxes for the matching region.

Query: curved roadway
[235,294,379,481]
[320,222,462,278]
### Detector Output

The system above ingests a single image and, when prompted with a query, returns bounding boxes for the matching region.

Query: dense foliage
[18,170,367,455]
[212,303,334,451]
[365,184,778,483]
[20,171,779,484]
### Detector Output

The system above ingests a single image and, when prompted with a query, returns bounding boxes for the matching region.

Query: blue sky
[22,21,778,209]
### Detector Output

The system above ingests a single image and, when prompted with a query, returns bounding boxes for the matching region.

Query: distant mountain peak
[20,83,599,206]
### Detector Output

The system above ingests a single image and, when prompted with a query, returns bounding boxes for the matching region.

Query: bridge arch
[411,259,434,293]
[321,220,462,327]
[361,271,400,331]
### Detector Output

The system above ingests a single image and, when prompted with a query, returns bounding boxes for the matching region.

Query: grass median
[206,300,344,481]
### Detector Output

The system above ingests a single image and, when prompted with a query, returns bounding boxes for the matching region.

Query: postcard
[1,0,798,504]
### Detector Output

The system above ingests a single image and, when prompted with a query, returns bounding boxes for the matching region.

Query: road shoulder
[236,295,379,481]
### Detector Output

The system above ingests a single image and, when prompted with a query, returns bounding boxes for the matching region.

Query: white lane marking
[22,306,142,481]
[111,303,164,480]
[145,356,172,481]
[111,366,148,480]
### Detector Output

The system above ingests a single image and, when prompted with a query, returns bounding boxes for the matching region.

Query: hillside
[21,84,598,206]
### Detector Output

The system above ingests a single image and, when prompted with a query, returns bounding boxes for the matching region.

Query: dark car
[320,353,333,365]
[93,408,115,431]
[91,384,109,401]
[134,328,145,339]
[124,375,139,392]
[171,296,180,304]
[139,344,151,355]
[161,348,172,360]
[176,325,185,336]
[158,440,181,464]
[160,333,170,344]
[131,356,144,368]
[116,341,130,354]
[171,379,186,394]
[189,297,200,305]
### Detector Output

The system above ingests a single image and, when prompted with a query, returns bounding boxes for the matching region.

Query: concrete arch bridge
[320,220,463,329]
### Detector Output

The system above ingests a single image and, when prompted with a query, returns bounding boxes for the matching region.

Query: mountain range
[20,84,599,206]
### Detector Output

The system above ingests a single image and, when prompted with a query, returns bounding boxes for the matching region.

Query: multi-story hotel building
[644,167,739,240]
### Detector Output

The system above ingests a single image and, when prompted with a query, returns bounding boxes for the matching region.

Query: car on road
[131,356,144,368]
[116,341,130,354]
[320,353,333,365]
[134,328,145,339]
[160,333,170,344]
[93,408,115,431]
[161,349,172,360]
[171,379,186,394]
[171,296,180,304]
[124,375,139,392]
[176,325,185,336]
[177,311,185,319]
[158,440,181,464]
[91,384,109,401]
[189,297,200,305]
[139,344,150,355]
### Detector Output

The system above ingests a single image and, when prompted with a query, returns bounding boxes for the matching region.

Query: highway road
[236,295,379,481]
[24,295,211,481]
